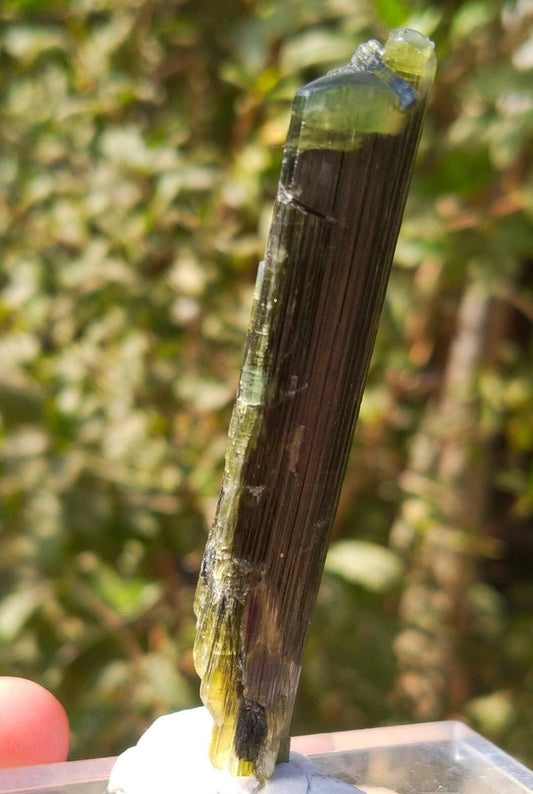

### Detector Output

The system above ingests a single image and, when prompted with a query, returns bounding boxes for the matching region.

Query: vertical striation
[194,28,436,782]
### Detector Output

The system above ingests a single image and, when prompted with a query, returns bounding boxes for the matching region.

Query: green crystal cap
[383,28,437,83]
[287,28,436,151]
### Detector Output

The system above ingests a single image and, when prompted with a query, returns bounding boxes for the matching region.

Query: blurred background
[0,0,532,767]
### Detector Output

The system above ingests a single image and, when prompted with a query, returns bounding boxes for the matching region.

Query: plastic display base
[0,721,531,794]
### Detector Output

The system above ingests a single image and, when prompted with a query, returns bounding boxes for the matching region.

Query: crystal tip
[384,28,437,80]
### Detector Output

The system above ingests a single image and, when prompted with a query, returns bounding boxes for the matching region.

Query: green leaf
[0,585,48,641]
[81,561,161,619]
[376,0,410,28]
[466,691,516,738]
[3,25,66,64]
[450,1,497,41]
[279,30,354,75]
[325,540,404,592]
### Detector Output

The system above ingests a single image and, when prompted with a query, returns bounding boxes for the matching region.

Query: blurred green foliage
[0,0,532,766]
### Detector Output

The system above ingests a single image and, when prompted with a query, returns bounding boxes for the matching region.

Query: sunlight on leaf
[325,540,404,592]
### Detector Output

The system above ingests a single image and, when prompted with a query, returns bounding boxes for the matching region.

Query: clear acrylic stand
[0,721,531,794]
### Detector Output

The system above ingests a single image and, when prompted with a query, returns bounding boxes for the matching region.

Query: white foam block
[107,707,363,794]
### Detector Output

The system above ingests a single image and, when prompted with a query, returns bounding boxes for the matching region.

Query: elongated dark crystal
[194,28,436,782]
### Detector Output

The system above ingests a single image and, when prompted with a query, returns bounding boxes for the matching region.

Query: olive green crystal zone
[194,31,435,783]
[289,76,407,150]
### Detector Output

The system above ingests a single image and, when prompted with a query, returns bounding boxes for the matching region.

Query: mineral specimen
[194,28,436,782]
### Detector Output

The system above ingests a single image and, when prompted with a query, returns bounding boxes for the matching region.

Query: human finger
[0,677,70,769]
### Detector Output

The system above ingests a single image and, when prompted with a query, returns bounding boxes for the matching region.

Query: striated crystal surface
[194,28,436,783]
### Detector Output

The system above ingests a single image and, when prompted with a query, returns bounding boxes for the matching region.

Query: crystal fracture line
[194,28,436,782]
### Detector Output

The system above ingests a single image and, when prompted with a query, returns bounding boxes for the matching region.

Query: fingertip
[0,677,70,769]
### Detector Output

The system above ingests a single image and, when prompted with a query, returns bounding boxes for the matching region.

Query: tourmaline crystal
[194,28,436,782]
